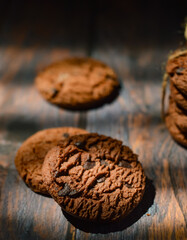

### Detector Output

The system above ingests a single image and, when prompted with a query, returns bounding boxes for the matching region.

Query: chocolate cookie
[42,133,146,222]
[168,97,187,133]
[166,53,187,96]
[15,127,88,195]
[170,82,187,111]
[165,98,187,147]
[35,58,119,110]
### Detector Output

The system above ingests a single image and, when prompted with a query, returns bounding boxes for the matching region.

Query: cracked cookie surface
[170,82,187,111]
[35,58,119,110]
[15,127,87,195]
[166,53,187,96]
[42,133,146,222]
[165,97,187,147]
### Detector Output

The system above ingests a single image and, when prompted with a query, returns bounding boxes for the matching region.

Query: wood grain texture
[0,0,187,239]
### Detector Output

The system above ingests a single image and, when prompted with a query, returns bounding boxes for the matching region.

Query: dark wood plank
[76,1,187,239]
[0,0,187,240]
[0,1,90,240]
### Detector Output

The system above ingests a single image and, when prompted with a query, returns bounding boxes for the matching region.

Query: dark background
[0,0,187,49]
[0,1,187,240]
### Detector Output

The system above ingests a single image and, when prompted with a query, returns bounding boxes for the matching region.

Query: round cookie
[42,133,146,222]
[170,81,187,111]
[15,127,88,195]
[166,53,187,96]
[170,73,187,96]
[35,58,120,110]
[168,96,187,115]
[165,103,187,147]
[168,97,187,133]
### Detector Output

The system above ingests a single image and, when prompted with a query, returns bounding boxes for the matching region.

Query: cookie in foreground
[15,127,87,195]
[42,133,146,222]
[35,58,120,110]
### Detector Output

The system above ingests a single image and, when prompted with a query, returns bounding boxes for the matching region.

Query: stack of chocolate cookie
[164,51,187,147]
[15,129,146,222]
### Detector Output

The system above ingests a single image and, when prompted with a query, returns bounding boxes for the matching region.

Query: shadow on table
[63,178,155,234]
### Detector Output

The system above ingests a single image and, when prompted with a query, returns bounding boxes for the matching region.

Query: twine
[185,21,187,40]
[161,72,169,121]
[168,49,187,60]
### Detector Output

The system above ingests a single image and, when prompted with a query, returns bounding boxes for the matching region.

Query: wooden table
[0,1,187,239]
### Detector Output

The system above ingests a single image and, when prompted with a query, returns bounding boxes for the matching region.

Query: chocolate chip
[97,177,105,183]
[176,67,184,75]
[83,161,95,170]
[100,160,109,166]
[63,133,70,138]
[74,141,85,150]
[51,88,59,98]
[54,171,58,177]
[69,189,79,197]
[106,74,115,80]
[170,73,174,77]
[86,154,91,161]
[125,183,132,188]
[54,170,61,178]
[58,183,71,196]
[118,160,132,168]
